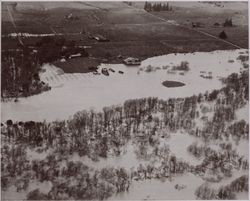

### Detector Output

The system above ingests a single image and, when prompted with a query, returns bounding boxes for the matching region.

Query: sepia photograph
[1,1,249,200]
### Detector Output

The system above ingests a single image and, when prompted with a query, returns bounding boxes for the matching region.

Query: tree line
[144,2,173,12]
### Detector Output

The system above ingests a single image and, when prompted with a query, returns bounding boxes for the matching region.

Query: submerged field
[1,49,247,122]
[1,2,249,200]
[1,48,249,200]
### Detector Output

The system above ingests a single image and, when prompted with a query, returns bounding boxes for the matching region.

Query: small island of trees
[162,80,185,88]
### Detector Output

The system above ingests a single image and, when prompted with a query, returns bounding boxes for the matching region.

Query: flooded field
[110,172,204,200]
[2,127,248,200]
[1,49,247,122]
[2,1,249,200]
[1,49,249,200]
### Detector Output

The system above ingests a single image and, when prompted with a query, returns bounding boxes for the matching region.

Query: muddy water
[1,49,247,122]
[166,132,202,165]
[235,102,249,122]
[2,130,248,200]
[1,181,53,200]
[110,172,203,200]
[1,49,248,200]
[68,132,203,170]
[69,142,148,170]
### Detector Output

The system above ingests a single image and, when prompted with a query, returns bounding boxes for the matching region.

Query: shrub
[145,65,154,72]
[195,183,217,199]
[219,31,228,39]
[172,61,189,71]
[27,189,48,200]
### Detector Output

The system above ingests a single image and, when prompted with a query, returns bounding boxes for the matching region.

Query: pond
[1,49,247,122]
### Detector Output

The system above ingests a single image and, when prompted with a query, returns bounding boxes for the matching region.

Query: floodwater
[166,132,202,165]
[1,49,247,122]
[69,132,202,170]
[67,132,205,200]
[110,172,203,200]
[69,142,148,170]
[1,49,249,200]
[2,181,53,200]
[235,102,249,122]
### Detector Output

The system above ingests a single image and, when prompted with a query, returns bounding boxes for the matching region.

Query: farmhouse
[123,57,141,66]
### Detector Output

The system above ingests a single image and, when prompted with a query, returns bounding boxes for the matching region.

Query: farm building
[123,57,141,66]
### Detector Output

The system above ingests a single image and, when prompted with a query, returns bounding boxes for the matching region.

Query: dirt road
[144,10,243,49]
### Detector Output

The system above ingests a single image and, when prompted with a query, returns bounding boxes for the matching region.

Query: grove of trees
[144,2,173,12]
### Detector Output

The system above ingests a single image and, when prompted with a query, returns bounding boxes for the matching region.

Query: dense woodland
[1,69,249,200]
[1,47,45,99]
